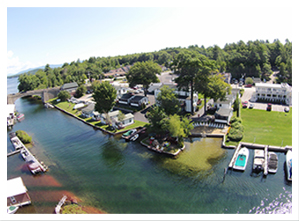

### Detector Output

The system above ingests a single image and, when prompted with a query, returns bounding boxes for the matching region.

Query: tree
[75,85,87,98]
[172,51,218,114]
[203,74,231,108]
[126,60,162,96]
[165,115,193,147]
[156,85,180,115]
[147,105,168,133]
[57,90,71,101]
[245,77,253,85]
[16,130,32,144]
[92,81,117,123]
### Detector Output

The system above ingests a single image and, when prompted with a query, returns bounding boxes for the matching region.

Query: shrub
[16,130,32,144]
[227,128,244,141]
[230,116,242,124]
[231,122,244,131]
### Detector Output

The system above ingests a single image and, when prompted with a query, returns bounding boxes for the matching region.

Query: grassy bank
[50,99,148,134]
[226,108,292,146]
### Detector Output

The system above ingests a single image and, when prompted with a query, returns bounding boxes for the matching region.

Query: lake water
[6,77,292,214]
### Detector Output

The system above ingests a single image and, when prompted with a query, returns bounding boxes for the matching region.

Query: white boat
[21,149,29,160]
[286,150,292,181]
[268,152,278,174]
[233,147,249,171]
[17,113,24,121]
[7,206,18,214]
[130,133,139,141]
[252,149,265,172]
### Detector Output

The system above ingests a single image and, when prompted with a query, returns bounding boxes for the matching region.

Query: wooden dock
[228,143,242,168]
[8,133,48,173]
[7,149,21,157]
[264,145,268,176]
[55,195,67,214]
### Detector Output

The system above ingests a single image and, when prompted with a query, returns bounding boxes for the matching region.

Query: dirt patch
[191,126,227,135]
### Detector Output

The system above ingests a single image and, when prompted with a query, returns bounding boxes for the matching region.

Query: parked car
[242,101,248,108]
[249,103,254,109]
[267,103,272,111]
[245,84,252,88]
[284,107,290,112]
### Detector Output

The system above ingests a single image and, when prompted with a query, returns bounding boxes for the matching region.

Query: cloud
[7,51,41,75]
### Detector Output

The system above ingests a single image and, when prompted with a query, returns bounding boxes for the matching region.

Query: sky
[3,1,295,76]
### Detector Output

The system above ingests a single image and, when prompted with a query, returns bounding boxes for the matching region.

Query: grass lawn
[227,108,292,146]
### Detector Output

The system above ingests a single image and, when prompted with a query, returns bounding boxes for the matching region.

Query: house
[97,110,134,127]
[118,94,135,105]
[7,177,31,207]
[130,96,149,107]
[214,107,233,124]
[214,88,240,109]
[81,103,95,118]
[60,82,78,95]
[251,83,292,105]
[154,84,198,113]
[114,86,129,99]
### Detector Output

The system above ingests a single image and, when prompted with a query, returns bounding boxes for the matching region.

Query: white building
[7,177,31,207]
[154,84,198,113]
[252,83,292,105]
[93,110,134,127]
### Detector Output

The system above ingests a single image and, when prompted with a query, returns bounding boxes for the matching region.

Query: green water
[7,83,292,214]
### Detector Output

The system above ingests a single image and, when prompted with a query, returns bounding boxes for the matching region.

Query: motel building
[252,83,292,106]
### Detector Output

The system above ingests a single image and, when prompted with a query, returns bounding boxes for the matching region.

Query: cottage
[118,93,135,105]
[98,110,134,127]
[60,82,78,95]
[252,83,292,105]
[130,96,149,107]
[214,107,233,124]
[81,103,95,118]
[7,177,31,207]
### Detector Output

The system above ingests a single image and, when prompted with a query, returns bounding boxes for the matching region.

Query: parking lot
[239,85,290,112]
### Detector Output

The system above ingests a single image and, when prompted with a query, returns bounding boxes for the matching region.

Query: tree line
[17,39,292,92]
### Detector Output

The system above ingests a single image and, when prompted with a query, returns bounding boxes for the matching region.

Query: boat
[130,133,139,141]
[252,149,265,172]
[27,160,42,174]
[17,113,24,121]
[21,149,29,160]
[286,150,292,181]
[122,129,137,138]
[7,206,18,214]
[233,147,249,171]
[268,152,278,173]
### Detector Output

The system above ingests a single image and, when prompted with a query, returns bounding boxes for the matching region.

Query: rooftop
[7,177,28,197]
[60,82,78,90]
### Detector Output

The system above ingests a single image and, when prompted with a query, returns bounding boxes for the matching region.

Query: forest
[17,39,292,92]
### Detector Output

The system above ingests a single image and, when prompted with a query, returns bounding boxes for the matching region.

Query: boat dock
[124,127,146,141]
[228,142,291,176]
[55,195,67,214]
[7,149,21,157]
[8,133,48,173]
[228,143,242,168]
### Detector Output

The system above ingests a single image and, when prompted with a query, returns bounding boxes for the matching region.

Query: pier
[55,195,67,214]
[7,149,21,157]
[8,133,48,174]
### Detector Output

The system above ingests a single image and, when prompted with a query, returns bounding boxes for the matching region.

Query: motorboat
[17,113,24,121]
[252,149,265,172]
[268,152,278,173]
[7,206,18,214]
[122,129,137,138]
[130,133,139,141]
[21,149,29,160]
[286,150,292,181]
[233,147,249,171]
